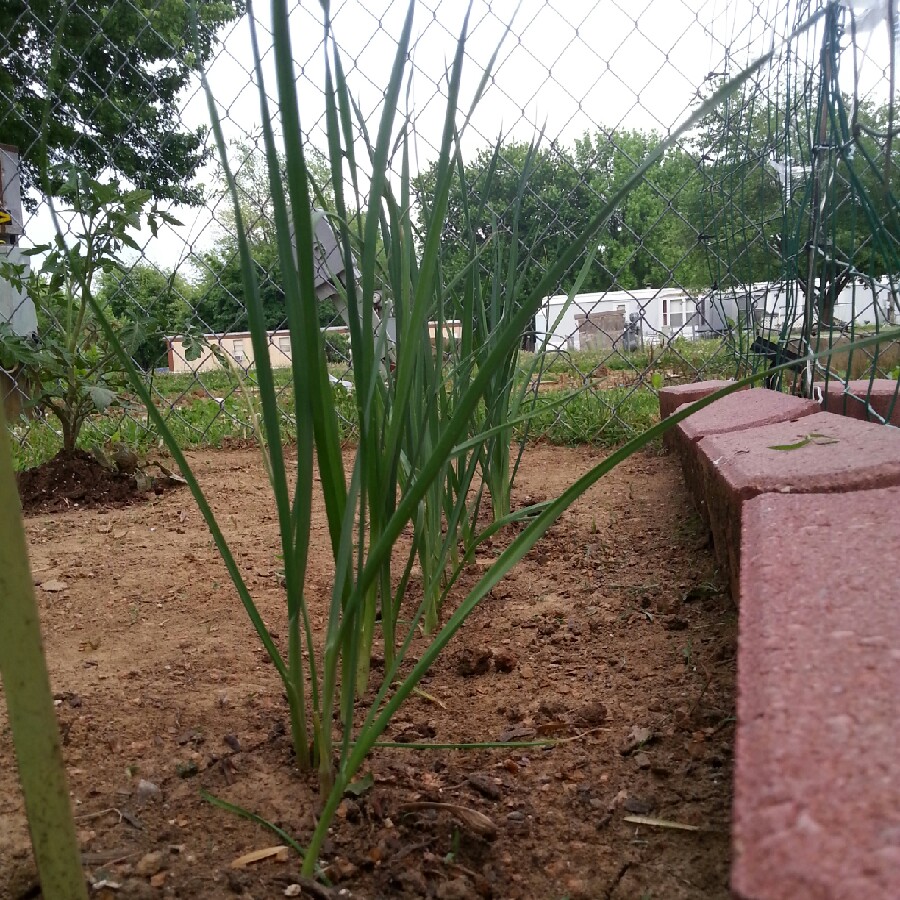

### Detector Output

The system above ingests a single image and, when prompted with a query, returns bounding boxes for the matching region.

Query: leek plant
[75,0,838,876]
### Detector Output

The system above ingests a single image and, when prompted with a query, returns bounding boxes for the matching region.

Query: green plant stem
[0,404,89,900]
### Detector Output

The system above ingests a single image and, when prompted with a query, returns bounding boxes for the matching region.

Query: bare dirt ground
[1,444,736,900]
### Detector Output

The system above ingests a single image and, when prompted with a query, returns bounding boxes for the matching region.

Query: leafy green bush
[324,330,351,363]
[0,166,177,453]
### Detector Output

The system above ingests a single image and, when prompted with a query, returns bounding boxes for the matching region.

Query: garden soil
[16,450,181,514]
[1,444,736,900]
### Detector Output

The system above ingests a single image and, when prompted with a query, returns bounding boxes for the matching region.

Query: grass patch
[516,386,660,446]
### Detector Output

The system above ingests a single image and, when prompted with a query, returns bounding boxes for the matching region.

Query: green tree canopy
[1,0,242,206]
[412,129,709,324]
[191,141,342,334]
[96,262,195,370]
[696,80,900,322]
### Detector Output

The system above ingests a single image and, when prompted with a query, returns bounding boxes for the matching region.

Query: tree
[413,140,592,328]
[0,166,169,452]
[413,130,709,326]
[695,77,900,323]
[96,263,194,370]
[192,141,342,334]
[573,129,708,290]
[1,0,243,206]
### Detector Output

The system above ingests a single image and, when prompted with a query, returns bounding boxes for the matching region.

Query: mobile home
[536,287,703,352]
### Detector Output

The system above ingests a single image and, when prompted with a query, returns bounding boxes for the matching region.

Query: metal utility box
[0,143,25,244]
[1,143,38,420]
[0,143,38,338]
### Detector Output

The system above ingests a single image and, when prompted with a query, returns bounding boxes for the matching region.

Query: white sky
[19,0,900,278]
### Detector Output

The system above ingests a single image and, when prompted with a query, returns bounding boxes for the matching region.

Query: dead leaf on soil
[497,724,536,742]
[466,772,502,801]
[624,814,708,832]
[400,802,498,840]
[230,845,290,868]
[536,721,569,736]
[156,462,188,484]
[344,772,374,796]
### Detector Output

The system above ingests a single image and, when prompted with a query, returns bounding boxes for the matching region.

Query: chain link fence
[2,0,899,469]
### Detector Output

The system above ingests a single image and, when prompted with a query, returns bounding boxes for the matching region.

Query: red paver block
[699,411,900,599]
[658,380,743,421]
[676,388,820,446]
[669,389,819,521]
[733,488,900,899]
[821,378,900,426]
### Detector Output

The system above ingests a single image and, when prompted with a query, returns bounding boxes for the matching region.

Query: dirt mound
[16,449,180,514]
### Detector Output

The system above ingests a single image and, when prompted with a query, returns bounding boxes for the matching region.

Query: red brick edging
[659,381,900,899]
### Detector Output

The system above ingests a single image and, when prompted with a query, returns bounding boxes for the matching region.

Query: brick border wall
[659,382,900,899]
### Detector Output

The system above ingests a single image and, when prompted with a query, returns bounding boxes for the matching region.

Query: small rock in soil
[623,795,655,815]
[41,580,68,593]
[537,698,568,719]
[135,850,166,877]
[457,648,493,677]
[493,649,518,673]
[473,873,494,899]
[395,722,436,742]
[633,752,652,770]
[620,725,655,755]
[226,870,249,893]
[467,772,502,800]
[326,857,359,881]
[223,733,241,752]
[136,779,160,802]
[176,729,204,746]
[175,760,199,778]
[505,704,525,722]
[398,869,428,896]
[437,876,474,900]
[573,701,607,726]
[119,878,156,900]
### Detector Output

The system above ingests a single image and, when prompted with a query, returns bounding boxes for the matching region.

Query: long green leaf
[0,404,88,900]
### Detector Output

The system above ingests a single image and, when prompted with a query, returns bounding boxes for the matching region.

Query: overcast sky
[21,0,900,276]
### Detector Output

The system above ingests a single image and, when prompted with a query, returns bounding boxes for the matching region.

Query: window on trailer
[233,339,245,362]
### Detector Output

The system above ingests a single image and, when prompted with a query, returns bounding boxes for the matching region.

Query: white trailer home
[536,286,703,352]
[701,279,898,335]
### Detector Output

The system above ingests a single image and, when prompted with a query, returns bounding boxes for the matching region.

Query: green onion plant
[74,0,843,877]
